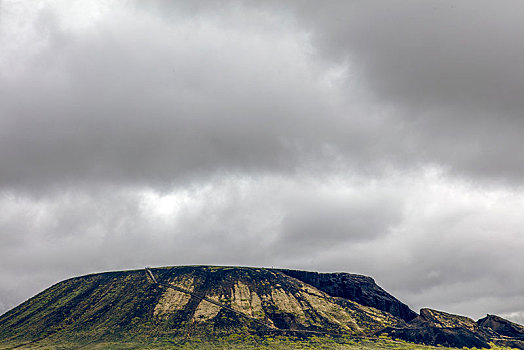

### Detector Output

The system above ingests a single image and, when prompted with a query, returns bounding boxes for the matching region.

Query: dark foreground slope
[0,266,402,346]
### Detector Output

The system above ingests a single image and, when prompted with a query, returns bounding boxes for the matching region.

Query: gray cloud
[295,1,524,112]
[0,0,436,193]
[0,0,365,191]
[285,0,524,183]
[276,191,402,254]
[1,0,524,326]
[3,172,524,322]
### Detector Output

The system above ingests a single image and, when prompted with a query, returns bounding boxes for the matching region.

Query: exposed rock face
[276,269,417,322]
[478,314,524,339]
[0,266,401,345]
[380,324,490,349]
[413,308,481,333]
[478,314,524,349]
[378,308,524,349]
[377,308,490,348]
[3,265,524,350]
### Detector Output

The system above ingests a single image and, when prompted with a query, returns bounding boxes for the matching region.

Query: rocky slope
[478,314,524,339]
[478,314,524,349]
[377,308,524,349]
[276,269,417,322]
[0,266,402,345]
[1,265,523,349]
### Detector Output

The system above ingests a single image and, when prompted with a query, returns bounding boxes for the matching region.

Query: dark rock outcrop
[276,269,417,322]
[478,314,524,349]
[494,338,524,350]
[378,308,524,349]
[413,308,481,333]
[377,308,491,348]
[478,314,524,339]
[379,324,490,349]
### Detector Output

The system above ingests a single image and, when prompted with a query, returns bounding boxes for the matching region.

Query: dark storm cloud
[294,1,524,112]
[0,0,377,191]
[287,0,524,183]
[1,0,524,326]
[0,1,436,193]
[3,1,524,190]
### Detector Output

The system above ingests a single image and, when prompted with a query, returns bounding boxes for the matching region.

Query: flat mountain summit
[0,265,523,349]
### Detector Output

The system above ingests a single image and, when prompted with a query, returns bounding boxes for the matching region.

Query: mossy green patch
[0,335,519,350]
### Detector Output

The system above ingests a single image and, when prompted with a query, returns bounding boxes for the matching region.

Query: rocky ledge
[377,308,524,349]
[276,269,417,322]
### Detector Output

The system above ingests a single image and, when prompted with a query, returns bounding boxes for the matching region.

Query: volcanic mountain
[0,265,523,349]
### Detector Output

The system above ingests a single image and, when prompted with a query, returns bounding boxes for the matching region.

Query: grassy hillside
[0,266,401,347]
[0,334,518,350]
[1,265,522,349]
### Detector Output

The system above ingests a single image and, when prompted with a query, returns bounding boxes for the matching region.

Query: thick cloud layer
[1,0,524,324]
[289,0,524,183]
[0,0,371,190]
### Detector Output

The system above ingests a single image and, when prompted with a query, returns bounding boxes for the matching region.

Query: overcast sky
[2,0,524,324]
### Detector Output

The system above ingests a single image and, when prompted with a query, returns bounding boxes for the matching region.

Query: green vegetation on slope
[0,334,520,350]
[0,266,400,346]
[2,266,523,349]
